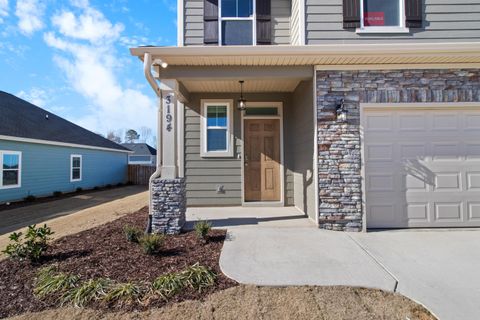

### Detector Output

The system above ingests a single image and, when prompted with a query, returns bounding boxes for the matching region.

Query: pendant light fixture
[238,80,247,111]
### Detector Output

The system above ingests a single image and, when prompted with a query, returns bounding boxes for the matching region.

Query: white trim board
[241,101,284,207]
[0,135,133,154]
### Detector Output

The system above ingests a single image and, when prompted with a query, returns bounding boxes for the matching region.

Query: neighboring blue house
[0,91,130,204]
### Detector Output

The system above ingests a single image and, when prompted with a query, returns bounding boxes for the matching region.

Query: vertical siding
[290,0,301,45]
[184,93,294,206]
[184,0,292,46]
[0,140,128,203]
[306,0,480,44]
[289,80,315,220]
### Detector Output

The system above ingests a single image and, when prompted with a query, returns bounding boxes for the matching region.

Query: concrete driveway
[0,186,147,235]
[350,229,480,320]
[209,207,480,320]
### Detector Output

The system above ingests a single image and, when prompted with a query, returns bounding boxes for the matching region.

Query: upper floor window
[0,151,21,189]
[203,0,271,46]
[220,0,255,45]
[343,0,421,32]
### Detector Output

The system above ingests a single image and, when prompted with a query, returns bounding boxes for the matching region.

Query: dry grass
[9,285,436,320]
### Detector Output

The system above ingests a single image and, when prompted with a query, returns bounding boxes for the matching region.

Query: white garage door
[363,106,480,228]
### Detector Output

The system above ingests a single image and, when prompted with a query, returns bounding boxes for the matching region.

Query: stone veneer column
[151,178,186,234]
[316,69,480,231]
[151,81,186,234]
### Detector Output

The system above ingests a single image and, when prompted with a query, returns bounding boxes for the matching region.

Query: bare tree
[106,130,122,143]
[139,126,153,143]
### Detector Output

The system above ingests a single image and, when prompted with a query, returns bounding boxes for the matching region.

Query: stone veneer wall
[316,69,480,231]
[151,178,186,234]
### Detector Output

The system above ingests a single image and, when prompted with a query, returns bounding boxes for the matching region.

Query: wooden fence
[128,165,156,185]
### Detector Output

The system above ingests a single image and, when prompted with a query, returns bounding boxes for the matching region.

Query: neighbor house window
[220,0,255,45]
[0,151,21,189]
[360,0,405,30]
[128,155,153,164]
[200,100,234,157]
[70,155,82,182]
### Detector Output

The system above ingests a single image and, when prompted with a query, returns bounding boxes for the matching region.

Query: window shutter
[204,0,219,44]
[405,0,422,28]
[256,0,271,45]
[342,0,360,29]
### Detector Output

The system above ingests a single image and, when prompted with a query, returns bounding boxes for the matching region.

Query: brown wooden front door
[244,119,281,202]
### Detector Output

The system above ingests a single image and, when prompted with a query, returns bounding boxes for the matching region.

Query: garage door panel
[364,107,480,229]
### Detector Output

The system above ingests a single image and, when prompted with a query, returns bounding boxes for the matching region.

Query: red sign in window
[364,12,385,26]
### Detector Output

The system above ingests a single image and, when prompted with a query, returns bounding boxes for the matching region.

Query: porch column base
[151,177,186,234]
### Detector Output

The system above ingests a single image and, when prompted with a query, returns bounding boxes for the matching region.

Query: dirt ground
[9,285,436,320]
[0,189,148,258]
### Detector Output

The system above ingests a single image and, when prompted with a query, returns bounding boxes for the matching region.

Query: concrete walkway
[194,206,480,320]
[0,186,147,235]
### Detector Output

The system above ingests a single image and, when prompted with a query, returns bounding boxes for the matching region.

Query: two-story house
[131,0,480,233]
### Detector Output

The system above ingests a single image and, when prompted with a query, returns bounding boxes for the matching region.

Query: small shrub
[139,234,165,255]
[62,278,112,307]
[53,191,63,197]
[24,195,36,202]
[194,220,212,242]
[123,225,143,243]
[105,282,142,305]
[116,182,124,187]
[105,184,112,189]
[151,272,184,299]
[34,266,80,299]
[93,186,100,191]
[2,224,54,262]
[76,187,83,192]
[180,263,216,292]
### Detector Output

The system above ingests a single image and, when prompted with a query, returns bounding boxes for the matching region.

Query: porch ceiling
[130,42,480,67]
[181,79,301,93]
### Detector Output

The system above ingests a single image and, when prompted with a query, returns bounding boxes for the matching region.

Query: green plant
[24,195,36,202]
[93,186,100,190]
[105,282,142,304]
[2,224,54,261]
[116,182,124,187]
[76,187,83,192]
[105,184,112,189]
[194,220,212,242]
[123,225,143,243]
[53,191,63,197]
[34,266,79,298]
[139,234,165,255]
[62,278,112,307]
[180,263,216,292]
[151,272,185,299]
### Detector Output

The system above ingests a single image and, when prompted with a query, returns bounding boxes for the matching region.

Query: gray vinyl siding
[183,0,292,46]
[306,0,480,44]
[288,80,315,220]
[184,93,294,206]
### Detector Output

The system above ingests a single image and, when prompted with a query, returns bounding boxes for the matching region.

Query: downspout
[144,52,162,233]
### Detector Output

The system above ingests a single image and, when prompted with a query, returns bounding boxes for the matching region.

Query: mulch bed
[0,207,237,319]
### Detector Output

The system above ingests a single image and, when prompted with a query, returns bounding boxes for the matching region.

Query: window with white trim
[201,101,234,157]
[70,155,82,182]
[0,151,21,189]
[220,0,255,45]
[360,0,405,30]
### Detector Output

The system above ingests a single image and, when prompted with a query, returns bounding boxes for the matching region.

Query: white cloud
[51,7,123,43]
[15,0,45,35]
[44,4,156,135]
[17,87,49,107]
[0,0,8,23]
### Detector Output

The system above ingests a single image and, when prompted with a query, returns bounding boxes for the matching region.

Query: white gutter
[144,52,162,233]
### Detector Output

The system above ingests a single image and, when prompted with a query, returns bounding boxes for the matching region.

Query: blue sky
[0,0,176,142]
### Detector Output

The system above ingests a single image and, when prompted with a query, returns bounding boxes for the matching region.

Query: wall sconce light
[237,80,247,111]
[336,98,348,123]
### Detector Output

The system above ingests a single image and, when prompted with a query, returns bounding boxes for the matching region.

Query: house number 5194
[165,94,173,132]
